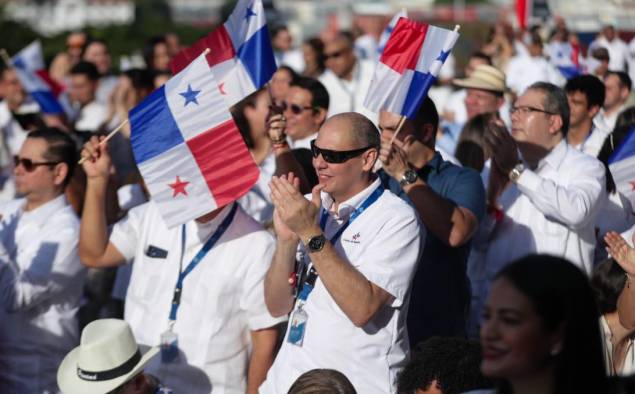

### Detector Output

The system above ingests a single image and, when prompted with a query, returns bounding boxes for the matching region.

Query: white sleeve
[0,226,83,312]
[516,159,606,229]
[240,232,287,330]
[110,203,147,263]
[356,208,422,308]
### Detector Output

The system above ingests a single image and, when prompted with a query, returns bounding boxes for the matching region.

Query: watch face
[405,170,418,183]
[308,235,326,252]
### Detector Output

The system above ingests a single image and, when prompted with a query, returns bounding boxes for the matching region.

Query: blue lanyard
[298,185,384,301]
[319,185,384,244]
[169,203,238,321]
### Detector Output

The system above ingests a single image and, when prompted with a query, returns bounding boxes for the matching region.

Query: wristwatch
[305,234,326,253]
[399,169,418,187]
[508,163,525,183]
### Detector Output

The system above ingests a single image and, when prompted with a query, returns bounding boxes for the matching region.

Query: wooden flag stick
[77,118,129,164]
[0,49,12,68]
[389,115,408,145]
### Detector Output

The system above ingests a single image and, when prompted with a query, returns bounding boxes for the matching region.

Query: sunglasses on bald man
[310,140,376,164]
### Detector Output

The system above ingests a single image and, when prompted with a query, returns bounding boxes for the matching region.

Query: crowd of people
[3,10,635,394]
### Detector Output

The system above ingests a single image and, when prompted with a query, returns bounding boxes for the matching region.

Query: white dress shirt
[260,178,423,394]
[480,140,605,279]
[596,104,626,133]
[288,132,317,151]
[571,122,610,158]
[506,55,566,95]
[73,100,107,133]
[319,59,377,124]
[238,152,276,224]
[591,36,629,72]
[0,195,84,394]
[110,202,285,394]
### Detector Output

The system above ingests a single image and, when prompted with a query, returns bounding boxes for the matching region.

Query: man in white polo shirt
[78,136,285,394]
[260,112,422,394]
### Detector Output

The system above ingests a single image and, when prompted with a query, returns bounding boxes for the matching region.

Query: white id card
[287,305,308,346]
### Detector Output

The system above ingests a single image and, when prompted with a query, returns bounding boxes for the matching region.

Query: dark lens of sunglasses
[325,51,342,59]
[14,157,34,171]
[289,104,304,115]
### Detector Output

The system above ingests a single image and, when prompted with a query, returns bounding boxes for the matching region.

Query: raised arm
[79,136,125,268]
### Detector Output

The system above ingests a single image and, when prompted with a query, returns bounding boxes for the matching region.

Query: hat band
[77,350,142,382]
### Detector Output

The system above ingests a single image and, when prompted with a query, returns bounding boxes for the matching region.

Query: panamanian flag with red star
[129,52,259,228]
[609,125,635,211]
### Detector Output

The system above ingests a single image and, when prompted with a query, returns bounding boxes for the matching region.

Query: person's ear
[588,104,601,118]
[53,162,69,187]
[312,108,327,126]
[362,148,378,171]
[549,114,564,136]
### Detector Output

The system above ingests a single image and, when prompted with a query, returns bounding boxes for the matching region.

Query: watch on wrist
[508,163,525,182]
[305,234,326,253]
[399,169,418,187]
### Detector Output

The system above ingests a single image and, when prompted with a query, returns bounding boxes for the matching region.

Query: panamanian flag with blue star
[129,52,259,228]
[364,18,460,119]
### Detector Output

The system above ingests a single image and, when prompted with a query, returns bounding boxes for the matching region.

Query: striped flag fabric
[169,0,276,107]
[364,18,459,119]
[11,41,70,115]
[130,53,259,228]
[609,125,635,210]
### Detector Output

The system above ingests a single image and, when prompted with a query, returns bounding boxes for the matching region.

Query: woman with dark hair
[143,36,171,72]
[302,38,326,78]
[591,258,635,375]
[270,65,298,106]
[455,112,498,173]
[480,254,607,393]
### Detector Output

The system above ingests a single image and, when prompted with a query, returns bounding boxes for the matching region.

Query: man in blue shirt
[378,97,486,345]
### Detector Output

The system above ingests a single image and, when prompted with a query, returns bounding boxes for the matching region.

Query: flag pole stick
[0,49,13,68]
[389,115,408,145]
[77,118,129,164]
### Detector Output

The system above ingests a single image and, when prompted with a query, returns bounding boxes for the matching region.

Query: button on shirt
[481,140,606,279]
[0,195,84,394]
[110,202,285,394]
[260,179,422,394]
[379,152,486,343]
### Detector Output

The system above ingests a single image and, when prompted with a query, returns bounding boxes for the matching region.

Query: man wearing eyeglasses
[377,97,486,345]
[261,112,422,394]
[481,82,605,282]
[0,127,85,393]
[318,32,377,123]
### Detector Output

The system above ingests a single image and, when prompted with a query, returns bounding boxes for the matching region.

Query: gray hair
[526,82,570,136]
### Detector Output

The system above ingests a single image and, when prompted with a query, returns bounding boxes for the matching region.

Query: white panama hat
[57,319,159,394]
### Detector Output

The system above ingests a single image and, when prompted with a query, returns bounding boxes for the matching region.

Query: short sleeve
[356,205,422,307]
[240,232,288,330]
[110,203,148,263]
[446,167,486,222]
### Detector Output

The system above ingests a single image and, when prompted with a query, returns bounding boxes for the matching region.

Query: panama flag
[170,0,276,107]
[11,41,69,114]
[376,9,408,56]
[130,52,259,228]
[364,18,459,119]
[609,125,635,210]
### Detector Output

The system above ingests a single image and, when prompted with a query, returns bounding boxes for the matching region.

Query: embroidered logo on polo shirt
[343,232,361,244]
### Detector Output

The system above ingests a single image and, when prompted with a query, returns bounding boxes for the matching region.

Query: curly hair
[397,337,493,394]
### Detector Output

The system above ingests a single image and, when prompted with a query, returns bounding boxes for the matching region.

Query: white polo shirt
[0,195,84,394]
[110,202,285,394]
[260,178,423,394]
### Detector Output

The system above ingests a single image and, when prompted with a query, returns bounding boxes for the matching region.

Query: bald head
[326,112,380,149]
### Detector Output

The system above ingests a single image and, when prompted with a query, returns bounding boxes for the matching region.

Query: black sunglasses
[281,101,315,115]
[324,49,347,60]
[14,156,60,172]
[310,140,375,164]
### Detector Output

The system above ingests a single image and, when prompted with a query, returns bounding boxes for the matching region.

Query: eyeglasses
[510,105,556,116]
[281,101,315,115]
[310,140,375,164]
[324,49,348,60]
[13,156,60,172]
